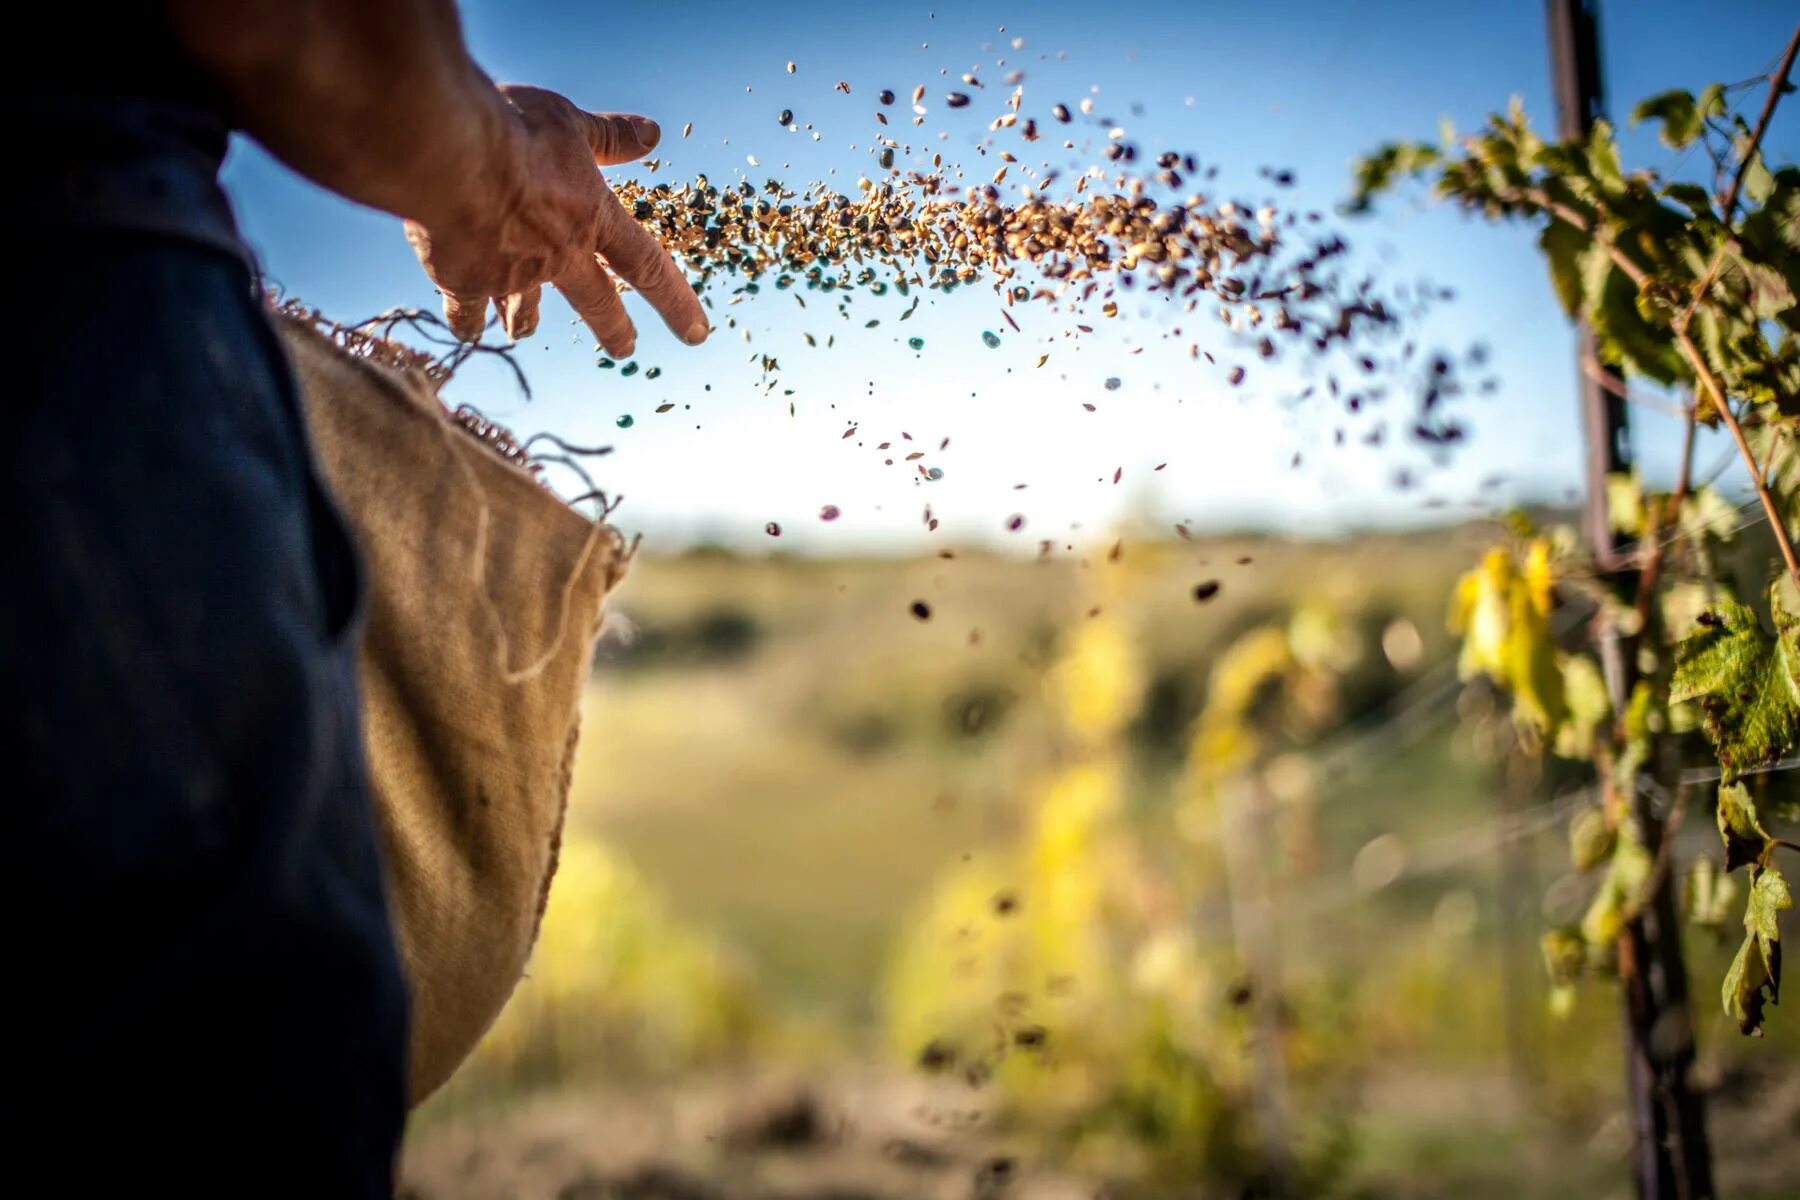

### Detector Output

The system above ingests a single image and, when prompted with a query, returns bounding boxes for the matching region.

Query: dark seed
[977,1156,1015,1180]
[879,89,895,105]
[820,504,841,521]
[1051,103,1071,122]
[992,890,1019,915]
[917,1040,957,1073]
[1005,514,1025,532]
[765,521,781,537]
[1193,580,1221,602]
[910,600,931,621]
[777,108,793,126]
[946,92,971,108]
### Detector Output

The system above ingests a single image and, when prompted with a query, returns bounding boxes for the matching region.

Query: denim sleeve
[0,240,408,1194]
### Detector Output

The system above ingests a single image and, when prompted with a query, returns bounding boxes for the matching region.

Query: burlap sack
[276,312,628,1104]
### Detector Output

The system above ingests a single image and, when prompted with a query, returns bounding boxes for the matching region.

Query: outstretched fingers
[596,196,709,345]
[441,290,491,342]
[553,254,636,359]
[500,285,541,340]
[576,110,662,166]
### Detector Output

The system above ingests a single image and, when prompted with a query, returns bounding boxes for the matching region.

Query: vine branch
[1516,174,1800,590]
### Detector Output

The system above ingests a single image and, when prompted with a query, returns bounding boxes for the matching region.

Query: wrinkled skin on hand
[404,85,709,356]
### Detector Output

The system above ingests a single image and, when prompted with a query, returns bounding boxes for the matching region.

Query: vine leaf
[1677,485,1741,546]
[1540,217,1589,317]
[1669,583,1800,781]
[1569,806,1615,871]
[1686,855,1738,930]
[1542,928,1586,1017]
[1629,85,1724,151]
[1605,472,1645,538]
[1554,653,1611,760]
[1716,782,1774,872]
[1724,865,1791,1036]
[1451,540,1564,735]
[1581,834,1654,949]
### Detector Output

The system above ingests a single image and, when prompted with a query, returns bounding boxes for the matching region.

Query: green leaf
[1581,833,1654,948]
[1661,181,1716,220]
[1687,854,1738,929]
[1614,681,1658,788]
[1569,806,1615,870]
[1587,120,1625,196]
[1716,782,1773,872]
[1630,89,1703,150]
[1542,926,1586,989]
[1732,249,1797,321]
[1742,151,1776,207]
[1723,865,1790,1035]
[1584,247,1684,384]
[1745,417,1800,500]
[1539,218,1590,317]
[1677,485,1740,546]
[1605,472,1645,537]
[1669,584,1800,780]
[1554,653,1612,760]
[1347,141,1441,211]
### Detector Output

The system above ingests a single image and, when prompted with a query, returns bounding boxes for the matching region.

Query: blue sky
[224,1,1796,552]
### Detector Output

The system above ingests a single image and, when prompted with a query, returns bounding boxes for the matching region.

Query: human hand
[403,85,708,356]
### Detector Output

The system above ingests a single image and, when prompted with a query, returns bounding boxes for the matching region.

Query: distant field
[415,529,1799,1198]
[572,532,1477,1028]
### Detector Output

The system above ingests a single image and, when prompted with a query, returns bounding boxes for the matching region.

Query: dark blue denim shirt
[10,8,244,259]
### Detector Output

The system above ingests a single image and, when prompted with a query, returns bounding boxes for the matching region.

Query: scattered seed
[918,1040,956,1073]
[1193,580,1222,602]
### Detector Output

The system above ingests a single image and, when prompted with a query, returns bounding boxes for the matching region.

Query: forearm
[166,0,522,228]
